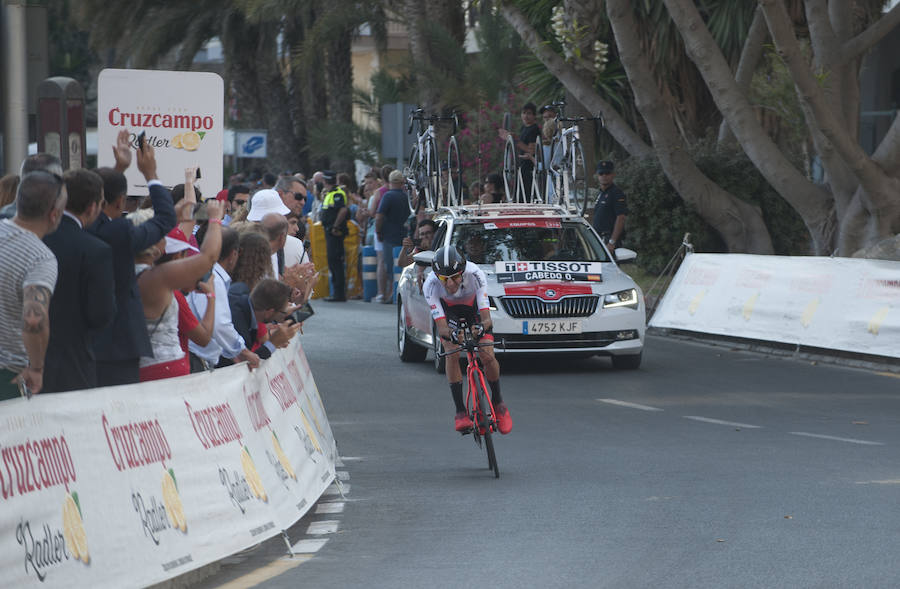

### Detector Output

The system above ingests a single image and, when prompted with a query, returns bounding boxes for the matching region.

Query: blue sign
[236,130,267,158]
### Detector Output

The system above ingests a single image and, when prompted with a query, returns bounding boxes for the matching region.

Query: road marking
[315,502,345,514]
[876,371,900,379]
[291,538,329,553]
[307,520,339,535]
[323,482,350,496]
[683,416,762,429]
[211,555,312,588]
[789,432,884,446]
[596,399,663,412]
[336,470,350,481]
[855,479,900,485]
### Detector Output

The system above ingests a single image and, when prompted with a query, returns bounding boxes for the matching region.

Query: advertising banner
[97,68,224,196]
[0,338,337,588]
[649,254,900,358]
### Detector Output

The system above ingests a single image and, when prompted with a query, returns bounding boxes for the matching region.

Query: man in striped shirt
[0,171,68,399]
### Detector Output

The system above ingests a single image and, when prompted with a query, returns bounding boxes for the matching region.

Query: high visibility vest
[322,187,346,209]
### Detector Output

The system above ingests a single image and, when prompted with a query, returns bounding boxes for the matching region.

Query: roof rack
[432,202,583,221]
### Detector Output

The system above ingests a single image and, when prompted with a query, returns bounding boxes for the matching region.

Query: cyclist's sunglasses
[438,271,463,283]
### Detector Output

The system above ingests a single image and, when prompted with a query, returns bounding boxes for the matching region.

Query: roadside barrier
[1,337,338,588]
[309,220,361,299]
[649,253,900,359]
[362,245,377,301]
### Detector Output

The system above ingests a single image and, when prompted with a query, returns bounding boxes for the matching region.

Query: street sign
[236,130,267,158]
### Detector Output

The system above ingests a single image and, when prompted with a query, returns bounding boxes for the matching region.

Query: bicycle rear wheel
[532,136,546,204]
[426,135,441,210]
[446,136,461,207]
[571,140,589,215]
[502,135,517,203]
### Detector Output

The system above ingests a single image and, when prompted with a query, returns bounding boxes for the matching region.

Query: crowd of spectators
[0,129,510,400]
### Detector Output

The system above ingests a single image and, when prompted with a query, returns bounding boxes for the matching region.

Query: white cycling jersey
[423,260,490,322]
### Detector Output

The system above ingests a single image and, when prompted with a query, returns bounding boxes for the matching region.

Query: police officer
[591,160,628,251]
[319,170,348,301]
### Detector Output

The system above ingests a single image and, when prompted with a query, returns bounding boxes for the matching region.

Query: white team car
[396,203,646,370]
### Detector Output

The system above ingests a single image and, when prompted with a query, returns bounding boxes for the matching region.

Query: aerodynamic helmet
[432,246,466,277]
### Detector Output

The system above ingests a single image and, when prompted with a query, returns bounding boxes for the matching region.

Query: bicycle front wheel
[571,140,589,215]
[473,376,499,478]
[406,143,420,211]
[446,136,461,207]
[502,135,517,203]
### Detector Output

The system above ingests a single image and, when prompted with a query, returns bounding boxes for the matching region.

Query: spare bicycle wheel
[571,140,589,215]
[446,136,461,207]
[532,136,547,204]
[502,135,517,203]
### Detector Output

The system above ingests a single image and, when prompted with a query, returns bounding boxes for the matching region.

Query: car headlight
[603,288,638,310]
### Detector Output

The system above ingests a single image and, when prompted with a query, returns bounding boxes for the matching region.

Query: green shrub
[614,144,810,274]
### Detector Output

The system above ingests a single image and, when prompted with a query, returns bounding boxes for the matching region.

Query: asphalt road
[198,299,900,589]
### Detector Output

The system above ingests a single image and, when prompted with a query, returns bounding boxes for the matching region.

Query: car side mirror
[613,247,637,263]
[413,250,435,267]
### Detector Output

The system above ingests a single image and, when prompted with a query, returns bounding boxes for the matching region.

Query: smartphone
[137,131,146,150]
[197,270,212,286]
[18,377,31,399]
[196,167,201,179]
[193,201,209,222]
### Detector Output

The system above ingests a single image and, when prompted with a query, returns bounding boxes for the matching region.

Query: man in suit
[89,130,176,386]
[228,278,299,362]
[42,169,116,392]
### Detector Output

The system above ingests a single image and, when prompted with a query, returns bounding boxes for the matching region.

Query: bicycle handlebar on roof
[408,109,459,135]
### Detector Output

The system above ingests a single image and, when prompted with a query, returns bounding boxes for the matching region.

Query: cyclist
[423,246,512,434]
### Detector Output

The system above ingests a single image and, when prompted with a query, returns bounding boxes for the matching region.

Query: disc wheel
[532,136,546,204]
[502,135,517,203]
[398,299,427,362]
[446,136,461,207]
[571,140,589,215]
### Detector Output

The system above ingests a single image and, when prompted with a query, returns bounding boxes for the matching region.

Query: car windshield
[451,221,610,264]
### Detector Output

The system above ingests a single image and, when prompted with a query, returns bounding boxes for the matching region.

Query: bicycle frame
[406,109,458,211]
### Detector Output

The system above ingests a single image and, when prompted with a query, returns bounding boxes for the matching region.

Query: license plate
[522,320,583,334]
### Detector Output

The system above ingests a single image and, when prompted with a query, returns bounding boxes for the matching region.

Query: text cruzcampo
[102,414,172,471]
[245,389,271,432]
[185,401,243,449]
[269,373,297,412]
[0,434,76,500]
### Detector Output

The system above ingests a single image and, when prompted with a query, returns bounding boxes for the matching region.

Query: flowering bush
[455,91,527,186]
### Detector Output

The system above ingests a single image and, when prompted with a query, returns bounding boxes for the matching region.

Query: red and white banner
[650,253,900,358]
[0,337,337,588]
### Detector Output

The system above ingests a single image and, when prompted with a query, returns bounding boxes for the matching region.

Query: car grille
[499,331,635,350]
[499,295,599,318]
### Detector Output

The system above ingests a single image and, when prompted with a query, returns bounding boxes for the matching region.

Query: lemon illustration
[299,407,321,453]
[62,493,89,563]
[305,399,324,437]
[161,469,187,532]
[272,432,296,480]
[240,447,267,502]
[180,131,201,151]
[171,133,183,149]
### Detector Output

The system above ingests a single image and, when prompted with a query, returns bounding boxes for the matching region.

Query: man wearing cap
[319,171,348,302]
[375,170,411,303]
[592,160,628,251]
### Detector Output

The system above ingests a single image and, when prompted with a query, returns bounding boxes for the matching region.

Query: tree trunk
[255,30,300,174]
[324,17,355,173]
[404,0,439,112]
[661,0,835,254]
[717,7,767,146]
[607,0,773,254]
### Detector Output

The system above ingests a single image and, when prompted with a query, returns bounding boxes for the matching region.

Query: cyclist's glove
[472,324,485,338]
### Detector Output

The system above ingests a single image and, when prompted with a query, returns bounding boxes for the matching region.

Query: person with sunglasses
[423,246,512,435]
[591,160,628,251]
